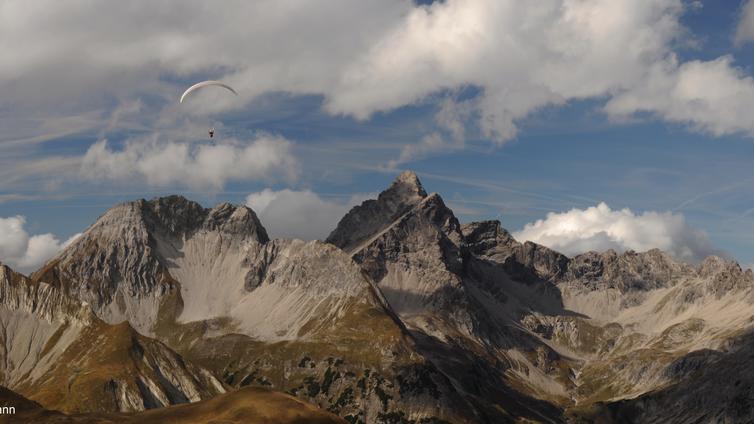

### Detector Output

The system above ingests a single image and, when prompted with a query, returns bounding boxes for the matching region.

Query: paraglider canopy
[180,81,237,139]
[179,80,238,103]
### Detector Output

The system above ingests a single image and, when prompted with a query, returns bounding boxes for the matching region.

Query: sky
[2,0,754,273]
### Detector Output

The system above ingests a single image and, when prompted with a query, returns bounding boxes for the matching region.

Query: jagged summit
[326,171,428,253]
[89,195,269,243]
[697,254,741,276]
[31,196,271,336]
[561,247,691,293]
[393,169,426,192]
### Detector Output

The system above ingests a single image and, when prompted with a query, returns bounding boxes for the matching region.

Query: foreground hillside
[0,385,346,424]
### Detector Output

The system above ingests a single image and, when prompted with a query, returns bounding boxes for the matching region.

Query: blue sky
[2,0,754,271]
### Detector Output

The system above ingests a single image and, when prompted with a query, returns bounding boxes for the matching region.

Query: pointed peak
[326,171,428,253]
[386,170,427,199]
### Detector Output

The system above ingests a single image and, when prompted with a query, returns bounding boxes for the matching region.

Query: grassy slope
[0,386,346,424]
[15,320,220,414]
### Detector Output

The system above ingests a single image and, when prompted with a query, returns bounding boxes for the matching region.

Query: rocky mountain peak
[326,170,428,253]
[141,195,206,231]
[60,196,269,256]
[136,196,268,243]
[29,196,270,337]
[392,170,427,196]
[694,255,754,295]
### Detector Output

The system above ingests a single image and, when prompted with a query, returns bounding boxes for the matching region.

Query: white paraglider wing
[180,80,238,103]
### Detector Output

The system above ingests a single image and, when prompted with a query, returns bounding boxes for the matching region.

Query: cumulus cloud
[513,202,720,262]
[324,0,688,142]
[2,0,753,155]
[80,134,297,190]
[736,0,754,44]
[605,56,754,137]
[246,189,371,240]
[0,216,80,273]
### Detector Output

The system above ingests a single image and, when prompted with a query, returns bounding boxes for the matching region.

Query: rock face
[7,170,754,423]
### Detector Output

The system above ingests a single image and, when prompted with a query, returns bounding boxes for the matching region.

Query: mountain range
[1,171,753,423]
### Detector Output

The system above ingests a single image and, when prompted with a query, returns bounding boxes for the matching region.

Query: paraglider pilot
[179,81,237,139]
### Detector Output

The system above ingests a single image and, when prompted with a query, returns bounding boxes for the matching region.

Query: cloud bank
[513,202,720,262]
[0,216,80,273]
[81,135,297,190]
[606,56,754,137]
[246,189,370,240]
[2,0,754,167]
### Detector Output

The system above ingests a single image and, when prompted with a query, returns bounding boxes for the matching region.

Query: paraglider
[179,80,237,138]
[180,80,237,103]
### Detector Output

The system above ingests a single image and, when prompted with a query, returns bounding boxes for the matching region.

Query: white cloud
[325,0,689,142]
[0,0,752,173]
[736,0,754,44]
[80,134,298,190]
[605,56,754,137]
[2,2,749,141]
[246,189,371,240]
[0,216,80,273]
[513,202,720,262]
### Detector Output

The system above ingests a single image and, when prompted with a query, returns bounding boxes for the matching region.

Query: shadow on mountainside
[571,327,754,423]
